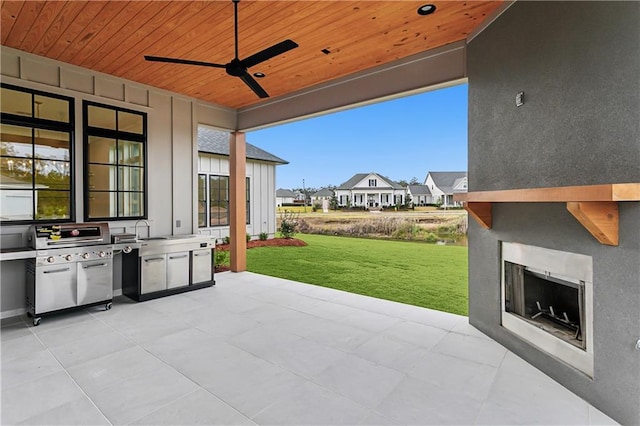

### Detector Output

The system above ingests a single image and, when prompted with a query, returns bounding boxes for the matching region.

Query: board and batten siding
[197,153,277,242]
[0,47,236,318]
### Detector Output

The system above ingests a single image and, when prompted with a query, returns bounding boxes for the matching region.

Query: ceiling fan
[144,0,298,99]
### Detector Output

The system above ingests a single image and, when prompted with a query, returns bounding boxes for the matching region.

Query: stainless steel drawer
[191,249,212,284]
[141,255,167,294]
[35,264,77,313]
[167,252,189,289]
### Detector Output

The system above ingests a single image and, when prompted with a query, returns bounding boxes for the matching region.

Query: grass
[246,234,468,315]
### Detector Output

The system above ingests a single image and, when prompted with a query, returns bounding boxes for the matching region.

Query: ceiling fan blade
[144,55,226,68]
[239,72,269,98]
[241,39,298,69]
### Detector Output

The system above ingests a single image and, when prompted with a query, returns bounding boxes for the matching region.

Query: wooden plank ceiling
[1,1,503,109]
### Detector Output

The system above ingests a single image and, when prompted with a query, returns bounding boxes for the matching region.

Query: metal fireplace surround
[501,242,593,376]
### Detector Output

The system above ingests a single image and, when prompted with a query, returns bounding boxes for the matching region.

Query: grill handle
[43,267,71,274]
[144,257,164,263]
[194,252,210,257]
[169,254,188,260]
[46,238,104,245]
[82,263,108,269]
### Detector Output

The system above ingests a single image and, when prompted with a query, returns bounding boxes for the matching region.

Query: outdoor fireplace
[501,242,593,376]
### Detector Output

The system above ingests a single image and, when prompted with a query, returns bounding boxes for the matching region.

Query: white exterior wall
[197,154,277,242]
[424,174,445,203]
[0,47,236,317]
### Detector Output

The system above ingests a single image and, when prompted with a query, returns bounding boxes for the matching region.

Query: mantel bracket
[566,201,618,246]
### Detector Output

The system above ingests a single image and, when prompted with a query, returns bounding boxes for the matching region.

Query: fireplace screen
[504,261,585,350]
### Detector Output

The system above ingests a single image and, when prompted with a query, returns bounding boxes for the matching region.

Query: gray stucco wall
[467,2,640,424]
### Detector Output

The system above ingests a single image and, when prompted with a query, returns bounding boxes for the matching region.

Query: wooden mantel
[454,183,640,246]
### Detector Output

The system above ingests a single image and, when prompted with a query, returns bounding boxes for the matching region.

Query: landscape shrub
[246,233,252,242]
[259,232,268,241]
[214,248,229,268]
[223,236,230,244]
[279,210,300,239]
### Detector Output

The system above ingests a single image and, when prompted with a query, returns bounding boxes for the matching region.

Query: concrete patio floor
[2,271,617,425]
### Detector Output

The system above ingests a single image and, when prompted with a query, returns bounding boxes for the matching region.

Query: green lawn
[247,234,468,316]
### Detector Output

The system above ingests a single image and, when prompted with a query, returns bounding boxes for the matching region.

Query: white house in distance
[406,184,432,206]
[311,188,333,206]
[197,127,287,241]
[335,172,405,208]
[276,188,297,207]
[424,171,468,207]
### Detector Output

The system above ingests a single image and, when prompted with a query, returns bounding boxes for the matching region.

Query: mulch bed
[214,237,307,273]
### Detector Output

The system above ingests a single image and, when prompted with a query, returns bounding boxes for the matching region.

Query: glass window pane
[34,160,70,190]
[34,129,70,160]
[198,175,206,228]
[87,136,116,164]
[0,189,34,221]
[118,140,143,166]
[35,190,70,220]
[34,95,69,123]
[1,124,32,158]
[88,164,117,191]
[118,111,143,134]
[118,166,143,191]
[1,156,33,183]
[118,192,143,217]
[88,191,116,218]
[88,105,116,130]
[1,87,31,117]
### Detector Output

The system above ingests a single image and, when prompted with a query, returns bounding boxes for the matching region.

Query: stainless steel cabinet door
[141,255,167,294]
[167,252,189,289]
[77,259,113,305]
[191,249,212,284]
[35,264,77,313]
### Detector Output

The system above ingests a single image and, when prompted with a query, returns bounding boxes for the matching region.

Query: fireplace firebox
[501,242,593,376]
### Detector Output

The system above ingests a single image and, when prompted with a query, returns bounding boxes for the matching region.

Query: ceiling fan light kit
[144,0,298,99]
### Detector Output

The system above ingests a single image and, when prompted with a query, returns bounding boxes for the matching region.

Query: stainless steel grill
[26,222,114,326]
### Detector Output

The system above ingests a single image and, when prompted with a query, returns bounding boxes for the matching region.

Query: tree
[398,179,409,187]
[329,190,339,210]
[409,177,420,185]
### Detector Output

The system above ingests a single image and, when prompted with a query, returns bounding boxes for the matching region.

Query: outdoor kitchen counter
[0,247,36,261]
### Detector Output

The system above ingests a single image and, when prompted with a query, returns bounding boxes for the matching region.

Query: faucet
[134,219,150,239]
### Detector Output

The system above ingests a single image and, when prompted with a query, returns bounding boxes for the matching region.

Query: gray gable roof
[337,173,403,190]
[312,188,333,197]
[198,127,288,164]
[427,171,467,193]
[276,188,296,197]
[408,185,432,195]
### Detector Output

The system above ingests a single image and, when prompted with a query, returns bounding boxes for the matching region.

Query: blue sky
[248,82,468,190]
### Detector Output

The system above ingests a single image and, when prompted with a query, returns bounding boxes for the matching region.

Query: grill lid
[28,223,111,249]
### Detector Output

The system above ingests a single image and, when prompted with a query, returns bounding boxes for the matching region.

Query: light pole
[302,178,307,212]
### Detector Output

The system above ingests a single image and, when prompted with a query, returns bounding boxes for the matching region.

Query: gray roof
[407,185,432,195]
[337,173,404,190]
[198,127,288,164]
[276,188,296,197]
[312,188,333,197]
[427,171,467,193]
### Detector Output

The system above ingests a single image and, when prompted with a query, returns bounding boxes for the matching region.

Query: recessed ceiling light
[253,72,265,78]
[321,49,331,55]
[417,4,436,15]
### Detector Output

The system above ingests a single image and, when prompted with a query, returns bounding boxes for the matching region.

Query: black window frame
[197,173,250,228]
[0,83,75,224]
[83,100,147,221]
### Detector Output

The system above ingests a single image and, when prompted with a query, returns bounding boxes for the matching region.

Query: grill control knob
[98,251,106,258]
[46,256,55,263]
[64,254,73,261]
[122,246,132,254]
[82,253,90,259]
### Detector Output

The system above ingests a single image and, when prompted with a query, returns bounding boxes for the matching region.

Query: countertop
[0,247,36,261]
